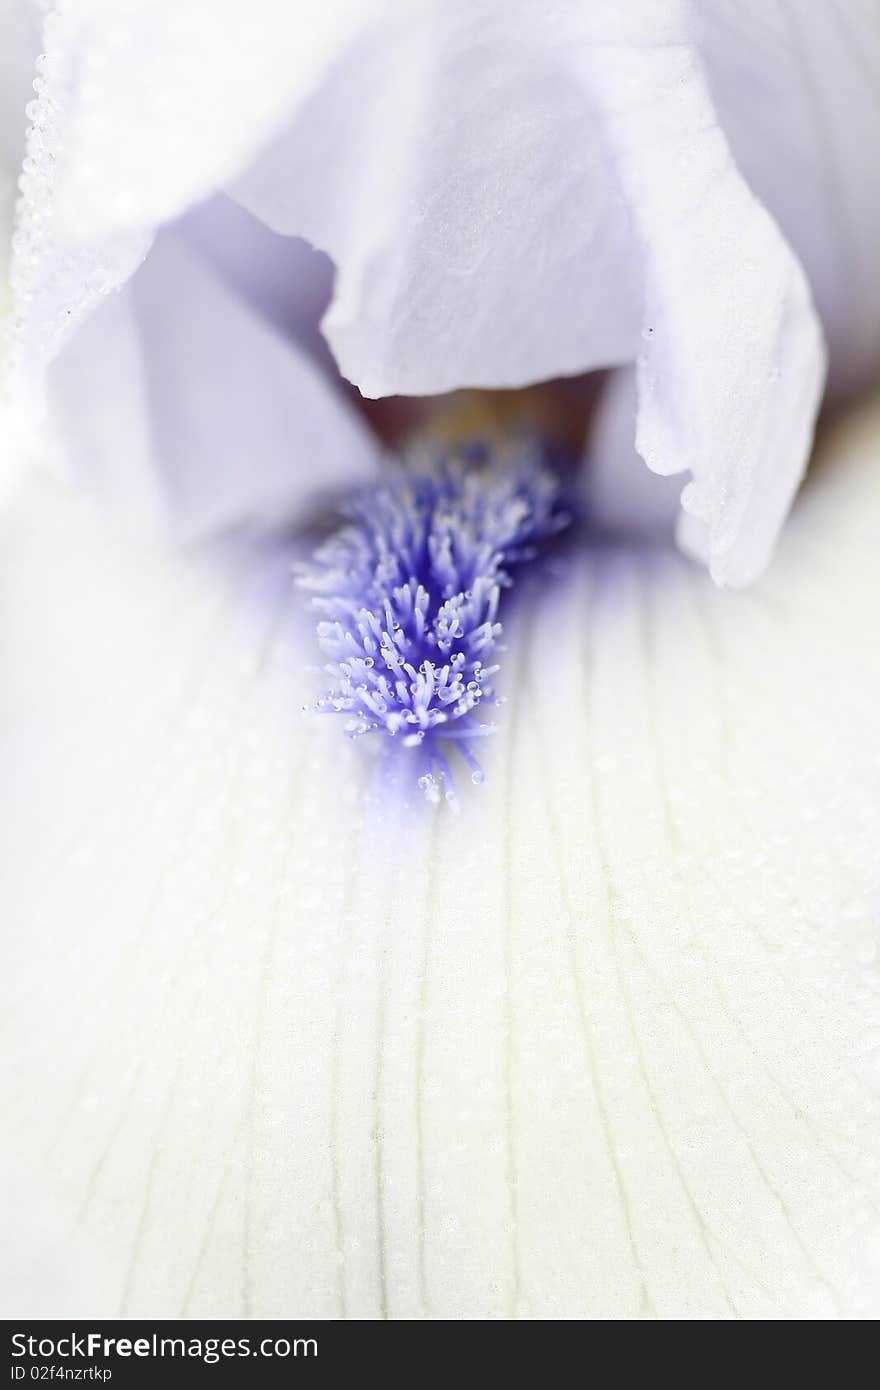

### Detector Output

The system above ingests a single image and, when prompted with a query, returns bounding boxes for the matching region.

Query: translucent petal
[9,0,877,575]
[46,206,379,537]
[232,0,830,583]
[5,4,379,535]
[0,2,41,506]
[48,0,392,243]
[576,16,827,586]
[695,0,880,398]
[230,4,642,394]
[581,368,682,539]
[0,0,41,297]
[2,393,879,1318]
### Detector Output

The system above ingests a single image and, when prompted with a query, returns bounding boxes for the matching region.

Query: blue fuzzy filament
[300,440,568,802]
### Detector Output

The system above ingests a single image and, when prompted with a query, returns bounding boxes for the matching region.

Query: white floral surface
[1,0,880,1321]
[2,395,879,1318]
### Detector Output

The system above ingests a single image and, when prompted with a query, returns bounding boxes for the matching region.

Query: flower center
[300,438,569,803]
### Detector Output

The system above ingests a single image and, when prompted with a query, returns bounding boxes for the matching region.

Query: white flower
[1,0,880,1322]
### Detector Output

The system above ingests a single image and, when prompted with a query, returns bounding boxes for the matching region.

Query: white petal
[0,0,40,299]
[695,0,880,397]
[230,4,642,394]
[48,0,391,243]
[2,393,879,1319]
[6,1,873,569]
[0,1,42,505]
[232,0,830,583]
[5,4,379,534]
[581,368,682,539]
[45,203,379,537]
[575,16,827,586]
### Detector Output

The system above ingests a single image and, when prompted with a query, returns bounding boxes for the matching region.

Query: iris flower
[1,0,879,1319]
